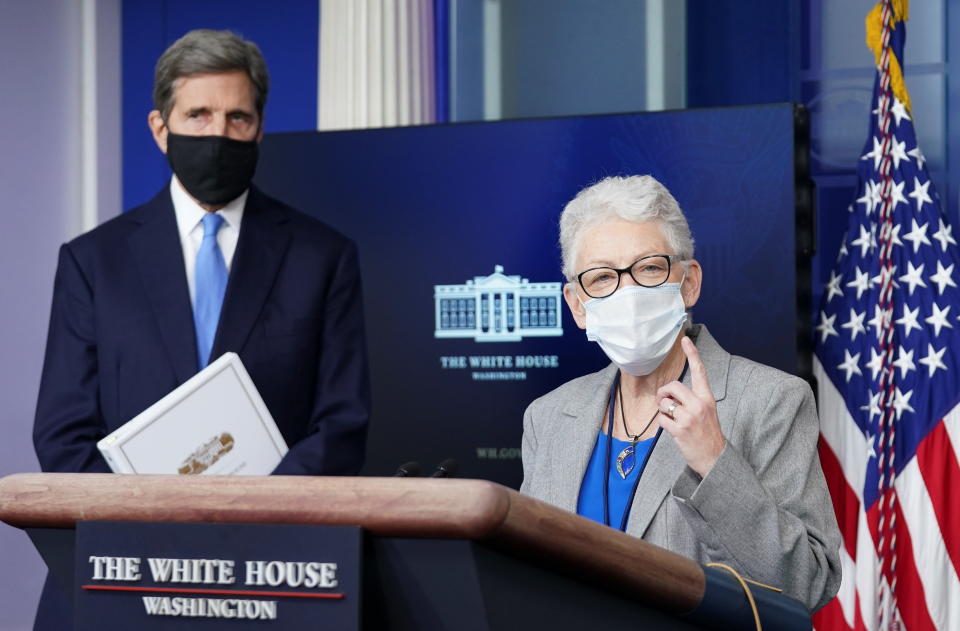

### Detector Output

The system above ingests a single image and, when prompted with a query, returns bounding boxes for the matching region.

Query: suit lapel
[554,365,619,511]
[626,324,731,537]
[624,429,686,536]
[211,188,290,359]
[128,190,198,385]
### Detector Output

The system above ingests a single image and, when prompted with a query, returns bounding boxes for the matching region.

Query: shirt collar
[170,175,248,238]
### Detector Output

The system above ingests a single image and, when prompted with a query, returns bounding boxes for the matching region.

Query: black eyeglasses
[576,254,681,299]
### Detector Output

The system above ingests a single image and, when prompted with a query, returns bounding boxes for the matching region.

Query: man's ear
[148,110,168,154]
[563,282,588,330]
[681,259,703,309]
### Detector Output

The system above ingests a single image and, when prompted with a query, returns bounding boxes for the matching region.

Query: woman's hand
[656,336,726,478]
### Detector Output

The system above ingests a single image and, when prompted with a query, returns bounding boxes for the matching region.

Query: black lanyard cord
[601,362,689,532]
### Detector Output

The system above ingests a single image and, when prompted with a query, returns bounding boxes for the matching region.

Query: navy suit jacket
[33,184,370,476]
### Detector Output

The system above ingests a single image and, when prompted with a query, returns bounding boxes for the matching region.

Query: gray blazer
[520,324,842,612]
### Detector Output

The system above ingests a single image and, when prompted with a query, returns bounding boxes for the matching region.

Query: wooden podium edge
[0,473,704,612]
[494,484,704,612]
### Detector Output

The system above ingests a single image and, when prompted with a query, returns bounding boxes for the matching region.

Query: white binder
[97,352,288,475]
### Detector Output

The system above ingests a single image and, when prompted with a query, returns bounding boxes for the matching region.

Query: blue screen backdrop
[254,105,807,488]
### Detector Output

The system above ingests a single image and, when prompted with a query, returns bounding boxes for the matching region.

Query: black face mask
[165,132,259,205]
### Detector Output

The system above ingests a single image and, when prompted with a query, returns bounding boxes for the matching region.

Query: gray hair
[559,175,695,280]
[153,29,269,121]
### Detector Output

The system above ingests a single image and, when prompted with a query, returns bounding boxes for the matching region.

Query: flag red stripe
[889,499,938,631]
[915,419,960,579]
[813,595,852,631]
[864,497,937,631]
[819,438,860,560]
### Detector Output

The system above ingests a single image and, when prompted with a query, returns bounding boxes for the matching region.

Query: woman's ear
[681,260,702,309]
[563,282,588,330]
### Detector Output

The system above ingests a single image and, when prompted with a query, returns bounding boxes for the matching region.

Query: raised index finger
[681,336,714,400]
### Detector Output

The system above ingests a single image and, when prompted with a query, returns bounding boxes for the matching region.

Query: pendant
[616,445,636,479]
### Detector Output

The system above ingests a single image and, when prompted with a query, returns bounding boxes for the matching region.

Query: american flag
[813,1,960,630]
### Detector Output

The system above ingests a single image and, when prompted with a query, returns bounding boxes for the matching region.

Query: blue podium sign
[74,522,360,630]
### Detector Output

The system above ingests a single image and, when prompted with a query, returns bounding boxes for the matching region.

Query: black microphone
[430,459,458,478]
[393,461,421,477]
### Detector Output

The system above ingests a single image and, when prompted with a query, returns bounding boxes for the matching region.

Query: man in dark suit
[31,29,370,627]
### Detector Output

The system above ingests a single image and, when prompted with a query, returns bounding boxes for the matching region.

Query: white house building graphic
[434,265,563,342]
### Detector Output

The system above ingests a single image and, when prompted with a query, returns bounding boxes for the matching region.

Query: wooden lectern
[0,473,810,630]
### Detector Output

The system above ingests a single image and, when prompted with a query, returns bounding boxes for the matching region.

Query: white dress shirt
[170,176,247,305]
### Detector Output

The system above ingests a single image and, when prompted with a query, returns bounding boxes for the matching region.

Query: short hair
[153,29,269,121]
[558,175,695,280]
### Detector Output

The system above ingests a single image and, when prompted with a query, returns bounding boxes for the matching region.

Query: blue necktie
[193,213,228,369]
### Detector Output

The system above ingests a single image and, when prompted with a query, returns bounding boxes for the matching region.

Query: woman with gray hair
[520,175,841,612]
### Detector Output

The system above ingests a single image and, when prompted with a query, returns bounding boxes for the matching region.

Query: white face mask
[583,283,688,376]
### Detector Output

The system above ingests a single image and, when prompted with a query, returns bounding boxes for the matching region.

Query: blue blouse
[577,431,656,529]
